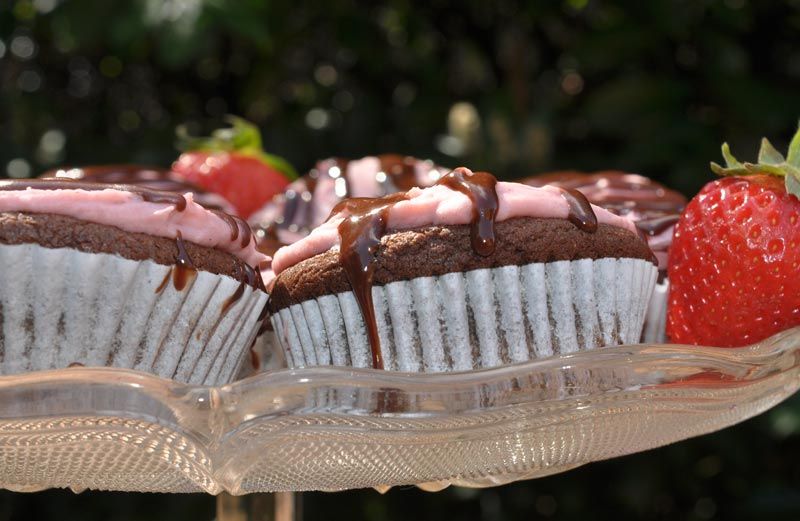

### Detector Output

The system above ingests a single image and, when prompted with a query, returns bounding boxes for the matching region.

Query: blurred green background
[2,0,800,519]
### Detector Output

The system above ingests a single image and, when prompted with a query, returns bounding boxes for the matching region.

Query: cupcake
[522,171,687,343]
[0,178,268,385]
[268,167,657,372]
[248,155,449,374]
[249,154,449,256]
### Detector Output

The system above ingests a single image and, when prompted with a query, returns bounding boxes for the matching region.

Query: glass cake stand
[1,328,799,519]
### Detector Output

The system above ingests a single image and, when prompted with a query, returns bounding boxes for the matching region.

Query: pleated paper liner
[641,279,669,343]
[272,257,658,372]
[0,243,268,385]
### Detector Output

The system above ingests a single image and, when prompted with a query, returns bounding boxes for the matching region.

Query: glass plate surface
[1,328,799,495]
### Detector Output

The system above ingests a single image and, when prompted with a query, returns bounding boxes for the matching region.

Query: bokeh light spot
[561,71,584,95]
[10,35,36,60]
[305,108,330,130]
[7,159,31,178]
[314,64,338,87]
[17,69,42,92]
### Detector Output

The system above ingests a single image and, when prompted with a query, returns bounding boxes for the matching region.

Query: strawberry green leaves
[710,123,800,199]
[177,116,298,180]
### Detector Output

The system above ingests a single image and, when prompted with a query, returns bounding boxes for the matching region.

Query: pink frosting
[271,180,639,275]
[0,187,267,266]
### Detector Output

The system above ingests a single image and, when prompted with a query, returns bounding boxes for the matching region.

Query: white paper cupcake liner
[271,257,658,372]
[641,278,669,344]
[0,243,268,385]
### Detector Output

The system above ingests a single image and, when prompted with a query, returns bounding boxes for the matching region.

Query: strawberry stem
[711,123,800,199]
[176,116,298,180]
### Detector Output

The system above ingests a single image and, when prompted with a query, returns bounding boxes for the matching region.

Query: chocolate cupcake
[268,168,657,372]
[249,154,449,256]
[0,179,268,384]
[522,171,687,343]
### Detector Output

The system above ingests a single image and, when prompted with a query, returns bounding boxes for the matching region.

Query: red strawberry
[667,128,800,346]
[172,116,297,218]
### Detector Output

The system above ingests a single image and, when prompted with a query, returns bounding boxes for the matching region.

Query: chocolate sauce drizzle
[557,188,598,232]
[221,263,264,315]
[156,232,197,292]
[211,210,253,248]
[332,168,601,369]
[437,168,499,256]
[333,193,408,369]
[635,214,681,236]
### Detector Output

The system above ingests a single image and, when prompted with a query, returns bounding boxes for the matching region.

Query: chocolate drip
[211,210,253,248]
[0,179,188,211]
[378,154,419,192]
[250,347,261,371]
[221,263,264,316]
[558,188,598,232]
[213,210,241,241]
[636,214,681,236]
[334,193,408,370]
[222,270,247,316]
[436,168,499,256]
[173,232,196,290]
[157,232,197,292]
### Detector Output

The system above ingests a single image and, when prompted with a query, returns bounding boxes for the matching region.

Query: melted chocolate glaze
[636,214,681,236]
[250,347,261,371]
[249,155,448,255]
[335,193,408,369]
[436,168,499,256]
[330,168,603,369]
[558,188,598,233]
[221,263,265,315]
[522,171,686,220]
[211,210,252,248]
[155,232,199,293]
[42,165,235,212]
[222,274,247,315]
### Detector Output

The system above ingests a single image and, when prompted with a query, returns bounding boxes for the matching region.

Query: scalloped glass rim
[0,328,799,495]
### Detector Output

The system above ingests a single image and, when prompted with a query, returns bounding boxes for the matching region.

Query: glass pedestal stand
[217,492,296,521]
[1,328,799,519]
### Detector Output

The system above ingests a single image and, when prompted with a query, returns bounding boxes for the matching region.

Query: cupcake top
[43,164,237,214]
[249,154,449,253]
[522,170,686,218]
[272,167,639,275]
[522,171,687,272]
[0,179,267,267]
